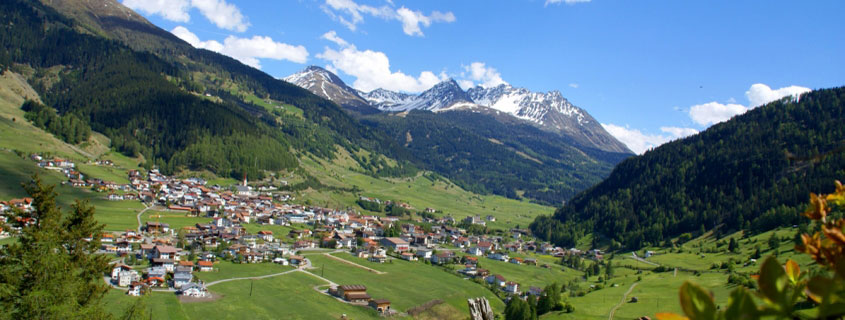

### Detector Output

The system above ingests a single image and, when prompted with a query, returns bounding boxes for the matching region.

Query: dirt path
[322,253,387,275]
[136,204,152,233]
[608,282,639,320]
[205,268,300,287]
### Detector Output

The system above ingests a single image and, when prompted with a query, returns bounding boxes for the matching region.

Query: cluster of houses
[109,244,210,298]
[0,197,34,238]
[4,163,601,301]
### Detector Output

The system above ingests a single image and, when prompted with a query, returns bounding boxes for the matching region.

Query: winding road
[608,282,639,320]
[136,204,153,233]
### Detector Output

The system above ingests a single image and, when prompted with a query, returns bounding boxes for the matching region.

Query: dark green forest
[22,100,91,144]
[531,87,845,249]
[361,110,629,204]
[0,0,412,180]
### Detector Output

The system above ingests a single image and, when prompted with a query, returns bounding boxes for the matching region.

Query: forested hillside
[0,0,412,180]
[531,87,845,248]
[362,110,629,204]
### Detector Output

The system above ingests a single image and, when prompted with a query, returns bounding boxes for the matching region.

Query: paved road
[608,282,639,320]
[629,252,659,267]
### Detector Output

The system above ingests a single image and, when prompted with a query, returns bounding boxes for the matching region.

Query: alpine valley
[1,1,843,320]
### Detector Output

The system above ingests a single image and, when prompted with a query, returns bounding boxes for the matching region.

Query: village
[0,154,607,315]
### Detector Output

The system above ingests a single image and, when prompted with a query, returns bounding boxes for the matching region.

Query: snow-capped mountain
[468,84,630,153]
[284,66,631,154]
[358,79,473,112]
[357,88,416,110]
[282,66,379,114]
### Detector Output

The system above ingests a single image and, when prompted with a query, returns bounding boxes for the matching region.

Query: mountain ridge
[284,66,631,154]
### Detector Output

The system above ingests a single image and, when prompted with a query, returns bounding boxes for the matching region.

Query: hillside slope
[362,110,629,204]
[532,87,845,248]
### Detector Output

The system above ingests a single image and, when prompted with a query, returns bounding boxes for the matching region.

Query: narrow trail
[608,282,639,320]
[321,253,387,275]
[205,268,300,287]
[136,204,152,233]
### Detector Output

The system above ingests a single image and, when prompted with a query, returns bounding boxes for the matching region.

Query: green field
[141,211,212,231]
[104,271,381,319]
[465,254,580,289]
[306,252,505,316]
[194,261,294,283]
[297,152,553,229]
[77,163,130,184]
[89,199,145,232]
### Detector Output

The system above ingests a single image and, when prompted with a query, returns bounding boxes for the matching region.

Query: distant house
[487,252,509,262]
[504,281,520,294]
[431,252,455,265]
[400,252,417,261]
[127,282,148,296]
[370,299,391,314]
[335,285,371,303]
[152,245,181,260]
[197,260,214,272]
[118,270,140,287]
[258,230,274,242]
[173,268,193,289]
[179,283,209,298]
[486,274,506,287]
[416,249,433,259]
[509,257,523,265]
[380,237,409,252]
[151,258,176,272]
[528,286,544,296]
[145,222,170,233]
[466,247,483,256]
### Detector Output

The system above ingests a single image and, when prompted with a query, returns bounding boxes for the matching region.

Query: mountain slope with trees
[362,110,629,204]
[0,0,413,180]
[531,87,845,248]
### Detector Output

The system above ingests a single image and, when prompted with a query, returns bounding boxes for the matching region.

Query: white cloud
[123,0,190,22]
[190,0,249,32]
[322,0,455,36]
[746,83,810,107]
[689,102,748,126]
[461,62,507,88]
[316,31,445,92]
[569,83,579,89]
[395,7,455,37]
[123,0,248,32]
[545,0,592,6]
[321,30,349,47]
[688,83,811,126]
[602,124,698,154]
[171,26,308,69]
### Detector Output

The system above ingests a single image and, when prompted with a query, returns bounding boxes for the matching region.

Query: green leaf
[757,256,789,309]
[784,259,800,284]
[723,287,758,320]
[679,282,717,320]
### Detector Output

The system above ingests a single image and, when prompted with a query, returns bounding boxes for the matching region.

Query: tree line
[532,87,845,249]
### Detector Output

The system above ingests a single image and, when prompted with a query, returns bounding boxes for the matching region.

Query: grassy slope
[298,148,554,229]
[306,252,505,316]
[193,261,294,283]
[545,227,814,319]
[103,271,380,320]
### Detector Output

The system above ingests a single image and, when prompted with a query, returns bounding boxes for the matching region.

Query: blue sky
[123,0,844,153]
